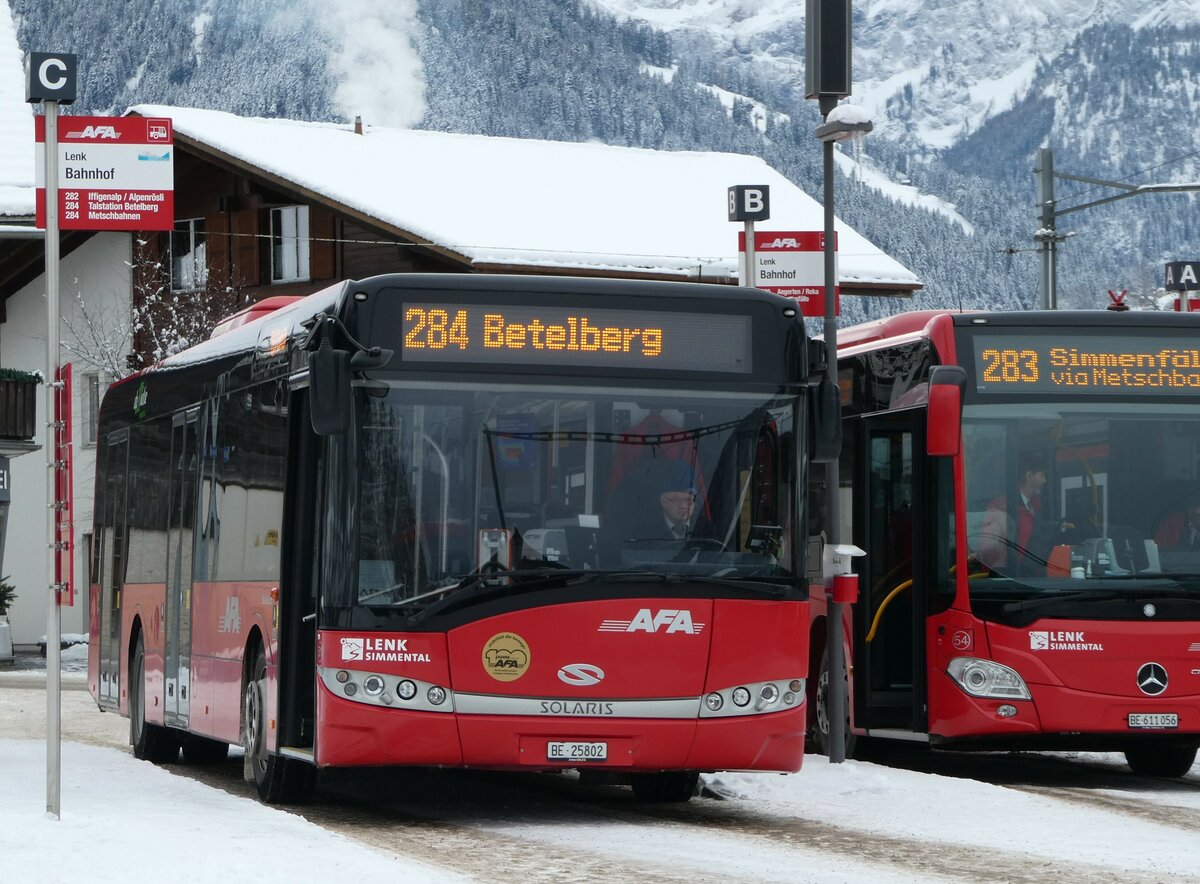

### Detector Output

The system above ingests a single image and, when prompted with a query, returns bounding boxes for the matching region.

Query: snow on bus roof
[127,104,920,291]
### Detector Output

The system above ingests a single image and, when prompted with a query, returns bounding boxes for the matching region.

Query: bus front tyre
[812,655,856,759]
[130,632,180,764]
[243,647,315,804]
[1124,744,1198,778]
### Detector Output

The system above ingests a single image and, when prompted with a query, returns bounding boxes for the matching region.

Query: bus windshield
[962,401,1200,611]
[351,382,798,610]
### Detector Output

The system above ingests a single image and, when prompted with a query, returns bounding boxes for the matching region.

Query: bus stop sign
[1165,261,1200,291]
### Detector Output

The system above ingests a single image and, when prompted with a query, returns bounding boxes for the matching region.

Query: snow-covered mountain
[590,0,1200,151]
[7,0,1200,316]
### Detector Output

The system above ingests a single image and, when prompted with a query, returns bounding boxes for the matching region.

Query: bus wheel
[243,646,315,804]
[630,771,699,803]
[1124,744,1198,778]
[813,656,856,759]
[181,735,229,765]
[130,633,180,764]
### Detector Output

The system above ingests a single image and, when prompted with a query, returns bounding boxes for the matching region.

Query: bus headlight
[731,687,751,707]
[427,686,448,706]
[705,692,724,711]
[947,658,1031,700]
[363,675,386,696]
[397,679,417,700]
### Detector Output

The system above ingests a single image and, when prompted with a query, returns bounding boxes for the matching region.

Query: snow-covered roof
[0,5,34,218]
[130,104,919,291]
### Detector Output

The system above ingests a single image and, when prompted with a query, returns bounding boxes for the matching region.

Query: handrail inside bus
[866,579,913,643]
[422,432,451,574]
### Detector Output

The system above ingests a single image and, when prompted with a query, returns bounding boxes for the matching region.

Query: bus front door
[164,410,198,726]
[98,431,128,709]
[854,414,928,737]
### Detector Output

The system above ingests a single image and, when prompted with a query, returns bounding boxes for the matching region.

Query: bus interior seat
[1108,525,1154,573]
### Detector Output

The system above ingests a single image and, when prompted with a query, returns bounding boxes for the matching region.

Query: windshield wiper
[1002,585,1200,614]
[404,567,791,623]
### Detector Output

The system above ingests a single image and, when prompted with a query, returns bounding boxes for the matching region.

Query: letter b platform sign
[728,185,770,223]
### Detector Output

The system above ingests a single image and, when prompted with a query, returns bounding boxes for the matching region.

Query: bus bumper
[929,670,1200,749]
[316,683,805,771]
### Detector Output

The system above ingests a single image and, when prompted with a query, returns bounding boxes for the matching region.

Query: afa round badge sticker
[483,632,531,682]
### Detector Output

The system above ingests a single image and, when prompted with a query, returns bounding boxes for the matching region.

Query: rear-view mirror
[926,365,967,457]
[809,372,842,463]
[309,340,352,435]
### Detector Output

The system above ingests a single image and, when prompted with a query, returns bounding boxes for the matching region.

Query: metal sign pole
[43,97,62,819]
[26,49,78,821]
[819,95,846,764]
[744,220,756,288]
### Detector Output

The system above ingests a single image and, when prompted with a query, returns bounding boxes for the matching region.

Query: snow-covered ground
[2,648,1198,882]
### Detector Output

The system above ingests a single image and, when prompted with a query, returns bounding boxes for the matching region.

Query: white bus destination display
[401,303,753,374]
[973,334,1200,394]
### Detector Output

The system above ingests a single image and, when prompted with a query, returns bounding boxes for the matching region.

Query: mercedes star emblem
[1136,662,1168,697]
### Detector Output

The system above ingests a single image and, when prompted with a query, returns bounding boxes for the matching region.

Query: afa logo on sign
[64,125,119,140]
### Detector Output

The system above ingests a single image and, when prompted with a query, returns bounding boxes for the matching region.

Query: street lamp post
[813,104,871,764]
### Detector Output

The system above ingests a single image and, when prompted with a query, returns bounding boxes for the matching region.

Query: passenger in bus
[1155,498,1200,550]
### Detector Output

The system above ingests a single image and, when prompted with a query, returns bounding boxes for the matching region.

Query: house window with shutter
[170,218,207,291]
[270,206,311,283]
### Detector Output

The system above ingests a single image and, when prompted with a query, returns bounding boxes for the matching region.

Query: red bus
[808,309,1200,777]
[89,274,830,803]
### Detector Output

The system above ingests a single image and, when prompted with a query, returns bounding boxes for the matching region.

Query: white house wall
[1,232,131,647]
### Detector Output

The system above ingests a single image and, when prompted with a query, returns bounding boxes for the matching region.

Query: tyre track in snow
[168,762,729,883]
[1012,783,1200,833]
[5,684,1193,883]
[868,745,1200,834]
[181,761,1184,884]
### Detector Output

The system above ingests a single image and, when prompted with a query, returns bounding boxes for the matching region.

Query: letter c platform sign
[25,52,77,104]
